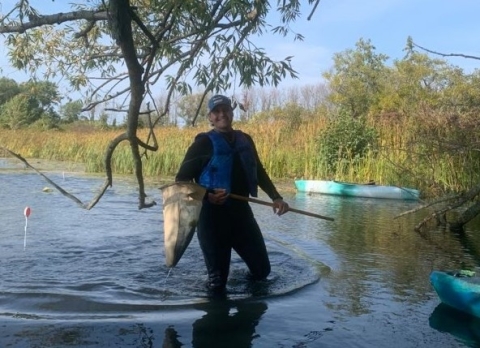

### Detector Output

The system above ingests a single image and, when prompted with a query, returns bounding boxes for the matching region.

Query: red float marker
[24,206,31,250]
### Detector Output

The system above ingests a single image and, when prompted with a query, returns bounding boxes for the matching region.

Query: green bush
[317,111,378,173]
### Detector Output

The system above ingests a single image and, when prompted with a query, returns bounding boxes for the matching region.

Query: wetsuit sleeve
[245,133,283,201]
[175,134,212,183]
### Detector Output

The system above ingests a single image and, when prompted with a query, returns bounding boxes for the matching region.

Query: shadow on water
[429,303,480,348]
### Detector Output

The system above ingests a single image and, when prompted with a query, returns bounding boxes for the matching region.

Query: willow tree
[0,0,320,209]
[323,38,389,119]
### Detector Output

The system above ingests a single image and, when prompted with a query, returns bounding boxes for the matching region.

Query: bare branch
[1,146,109,211]
[0,10,108,34]
[74,20,96,41]
[413,42,480,61]
[307,0,321,21]
[396,184,480,232]
[394,194,460,219]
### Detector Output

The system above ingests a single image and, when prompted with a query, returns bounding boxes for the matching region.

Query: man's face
[208,104,233,132]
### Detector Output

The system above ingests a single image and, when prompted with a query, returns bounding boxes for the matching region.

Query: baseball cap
[208,95,232,112]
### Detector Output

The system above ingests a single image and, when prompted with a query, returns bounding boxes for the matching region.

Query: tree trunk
[450,201,480,232]
[108,0,152,208]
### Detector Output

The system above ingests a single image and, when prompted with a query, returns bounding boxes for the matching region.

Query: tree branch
[413,42,480,61]
[0,10,108,34]
[1,146,108,210]
[108,0,154,210]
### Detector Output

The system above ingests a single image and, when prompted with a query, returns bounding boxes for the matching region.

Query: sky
[262,0,480,87]
[1,0,479,93]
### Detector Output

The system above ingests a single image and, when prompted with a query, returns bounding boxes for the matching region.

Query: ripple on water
[0,173,326,317]
[0,171,329,319]
[0,246,325,319]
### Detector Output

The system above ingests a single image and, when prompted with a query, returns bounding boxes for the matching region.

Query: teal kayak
[294,180,420,200]
[430,270,480,318]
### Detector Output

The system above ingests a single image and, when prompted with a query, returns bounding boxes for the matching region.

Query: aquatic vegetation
[1,113,479,199]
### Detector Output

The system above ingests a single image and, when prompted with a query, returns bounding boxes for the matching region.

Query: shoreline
[0,157,86,174]
[0,157,297,194]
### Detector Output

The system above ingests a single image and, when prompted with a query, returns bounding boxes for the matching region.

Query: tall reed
[1,115,478,198]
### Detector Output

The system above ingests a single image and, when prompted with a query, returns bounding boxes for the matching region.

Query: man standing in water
[175,94,289,293]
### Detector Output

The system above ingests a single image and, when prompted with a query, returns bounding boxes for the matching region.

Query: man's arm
[175,134,212,182]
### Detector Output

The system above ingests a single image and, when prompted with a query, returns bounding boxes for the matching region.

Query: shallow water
[1,159,480,347]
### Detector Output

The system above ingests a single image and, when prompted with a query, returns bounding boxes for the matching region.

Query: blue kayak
[294,180,420,200]
[430,270,480,318]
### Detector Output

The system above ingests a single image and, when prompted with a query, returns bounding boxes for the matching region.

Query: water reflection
[162,301,268,348]
[429,303,480,347]
[3,300,268,347]
[452,229,480,266]
[162,326,182,348]
[190,300,267,348]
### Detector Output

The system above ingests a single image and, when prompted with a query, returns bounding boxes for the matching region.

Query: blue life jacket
[198,130,258,197]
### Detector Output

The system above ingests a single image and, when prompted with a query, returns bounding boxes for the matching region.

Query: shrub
[317,111,378,173]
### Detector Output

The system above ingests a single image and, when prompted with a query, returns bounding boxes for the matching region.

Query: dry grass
[1,113,479,198]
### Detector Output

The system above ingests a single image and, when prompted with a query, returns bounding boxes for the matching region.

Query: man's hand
[208,188,229,205]
[273,198,289,216]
